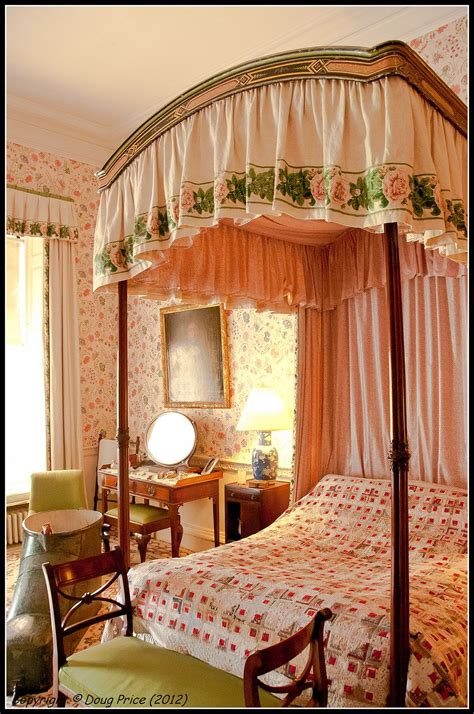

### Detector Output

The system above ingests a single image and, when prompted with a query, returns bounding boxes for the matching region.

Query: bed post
[117,280,130,570]
[384,222,410,707]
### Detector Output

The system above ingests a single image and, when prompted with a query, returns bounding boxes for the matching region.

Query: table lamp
[236,387,293,480]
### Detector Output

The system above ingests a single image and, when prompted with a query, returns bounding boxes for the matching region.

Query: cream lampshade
[236,387,293,480]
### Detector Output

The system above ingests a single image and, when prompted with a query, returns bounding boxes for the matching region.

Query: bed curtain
[295,273,467,498]
[101,223,465,307]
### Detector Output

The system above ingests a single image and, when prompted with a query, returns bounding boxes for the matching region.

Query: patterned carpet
[6,537,192,708]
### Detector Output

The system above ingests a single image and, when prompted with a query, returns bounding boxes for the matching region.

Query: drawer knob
[251,494,257,501]
[229,491,236,498]
[147,484,156,497]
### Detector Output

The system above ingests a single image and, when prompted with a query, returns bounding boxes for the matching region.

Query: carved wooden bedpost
[117,280,130,569]
[384,222,410,707]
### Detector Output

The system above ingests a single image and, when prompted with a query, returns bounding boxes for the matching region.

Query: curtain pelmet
[7,186,79,242]
[94,76,467,291]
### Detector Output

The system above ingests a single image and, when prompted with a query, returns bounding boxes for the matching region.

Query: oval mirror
[145,411,197,467]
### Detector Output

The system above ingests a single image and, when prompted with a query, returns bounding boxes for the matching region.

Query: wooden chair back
[42,546,132,691]
[243,607,332,707]
[43,547,332,708]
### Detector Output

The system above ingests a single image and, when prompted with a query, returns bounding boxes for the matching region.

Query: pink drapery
[129,222,466,495]
[295,276,467,499]
[128,224,464,309]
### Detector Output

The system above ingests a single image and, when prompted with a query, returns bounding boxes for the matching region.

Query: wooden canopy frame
[94,42,467,707]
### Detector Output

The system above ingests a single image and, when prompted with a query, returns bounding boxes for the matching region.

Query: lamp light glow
[236,387,292,480]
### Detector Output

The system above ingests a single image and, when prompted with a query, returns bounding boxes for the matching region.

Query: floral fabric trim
[94,162,467,278]
[6,215,79,242]
[43,242,52,471]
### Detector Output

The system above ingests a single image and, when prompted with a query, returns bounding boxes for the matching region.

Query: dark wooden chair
[101,477,180,562]
[101,502,177,562]
[244,605,332,707]
[42,547,332,708]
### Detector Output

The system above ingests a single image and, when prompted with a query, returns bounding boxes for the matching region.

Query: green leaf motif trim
[409,175,442,219]
[94,163,467,277]
[94,237,139,275]
[248,167,275,202]
[446,199,467,236]
[6,215,78,241]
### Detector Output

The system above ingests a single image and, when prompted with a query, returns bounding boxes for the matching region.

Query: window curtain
[7,186,83,471]
[294,273,467,499]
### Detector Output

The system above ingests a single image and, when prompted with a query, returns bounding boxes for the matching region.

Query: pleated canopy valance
[117,225,467,312]
[93,43,467,292]
[6,185,79,242]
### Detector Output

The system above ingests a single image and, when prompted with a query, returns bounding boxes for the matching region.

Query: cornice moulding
[7,117,111,168]
[7,94,119,166]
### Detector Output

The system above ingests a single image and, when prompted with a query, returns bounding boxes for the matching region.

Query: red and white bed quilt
[104,475,467,708]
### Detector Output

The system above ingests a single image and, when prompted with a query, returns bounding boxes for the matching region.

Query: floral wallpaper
[410,15,467,104]
[5,14,466,464]
[128,303,296,468]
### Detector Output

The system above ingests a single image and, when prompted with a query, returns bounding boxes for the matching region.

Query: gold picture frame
[160,304,231,409]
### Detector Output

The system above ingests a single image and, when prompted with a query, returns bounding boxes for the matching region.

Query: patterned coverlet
[103,475,467,708]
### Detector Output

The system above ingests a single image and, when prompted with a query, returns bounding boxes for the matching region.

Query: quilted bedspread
[103,475,467,708]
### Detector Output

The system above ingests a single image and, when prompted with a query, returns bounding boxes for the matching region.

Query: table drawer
[134,480,162,499]
[225,486,261,502]
[102,474,119,490]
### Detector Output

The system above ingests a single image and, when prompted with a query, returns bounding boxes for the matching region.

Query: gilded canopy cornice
[95,41,467,191]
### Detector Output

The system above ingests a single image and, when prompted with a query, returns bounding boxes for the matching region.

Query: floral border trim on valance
[6,216,79,241]
[94,162,467,278]
[6,185,79,243]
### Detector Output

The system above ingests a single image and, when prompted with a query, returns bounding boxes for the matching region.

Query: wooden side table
[225,480,290,543]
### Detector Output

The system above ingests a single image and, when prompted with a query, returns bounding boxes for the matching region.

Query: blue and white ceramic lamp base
[252,431,278,480]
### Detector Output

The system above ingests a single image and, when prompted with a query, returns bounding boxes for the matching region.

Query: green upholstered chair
[42,547,332,708]
[29,470,87,514]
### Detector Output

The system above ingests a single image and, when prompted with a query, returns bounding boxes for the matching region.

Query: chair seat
[105,504,169,525]
[60,636,280,708]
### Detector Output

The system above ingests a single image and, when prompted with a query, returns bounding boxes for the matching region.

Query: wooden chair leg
[135,533,151,563]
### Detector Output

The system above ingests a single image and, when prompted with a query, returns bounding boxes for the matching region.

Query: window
[6,235,46,501]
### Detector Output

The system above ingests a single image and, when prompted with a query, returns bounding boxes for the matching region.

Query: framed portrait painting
[160,304,231,408]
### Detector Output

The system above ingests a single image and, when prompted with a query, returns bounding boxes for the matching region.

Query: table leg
[212,491,220,547]
[169,506,182,557]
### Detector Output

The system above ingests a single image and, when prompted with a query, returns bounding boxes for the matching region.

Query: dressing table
[100,468,222,557]
[99,412,223,559]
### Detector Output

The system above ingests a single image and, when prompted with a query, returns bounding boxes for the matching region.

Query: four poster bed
[92,42,467,707]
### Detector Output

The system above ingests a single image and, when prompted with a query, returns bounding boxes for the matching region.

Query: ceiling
[6,5,467,168]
